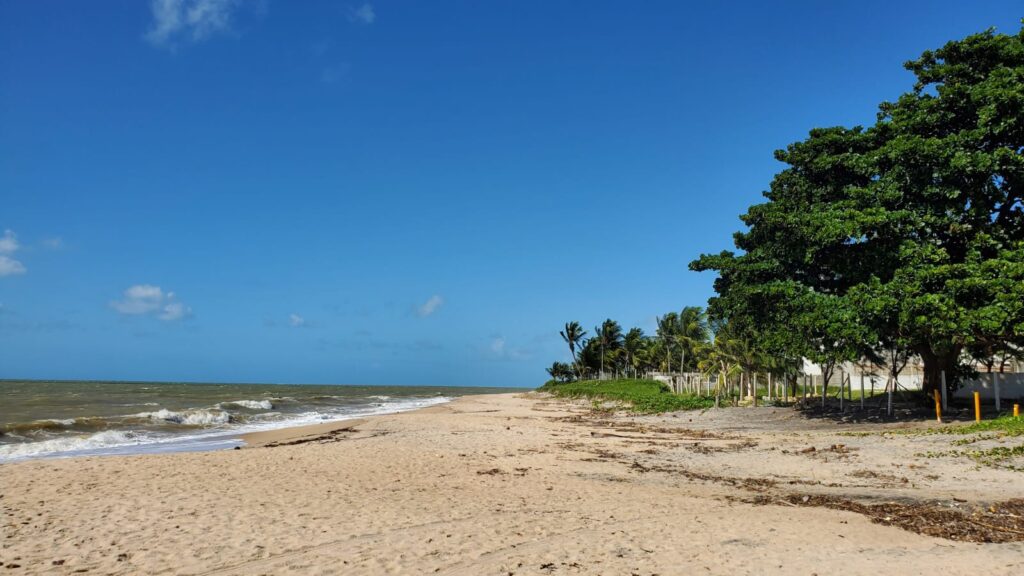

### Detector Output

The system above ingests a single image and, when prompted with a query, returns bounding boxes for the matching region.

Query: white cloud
[0,256,26,277]
[111,284,192,321]
[146,0,184,45]
[348,3,375,24]
[0,230,26,277]
[485,335,529,361]
[490,337,506,355]
[146,0,242,47]
[42,237,63,250]
[0,230,19,254]
[159,302,189,321]
[417,295,444,317]
[289,313,306,327]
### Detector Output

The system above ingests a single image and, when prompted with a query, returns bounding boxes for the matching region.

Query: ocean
[0,380,514,462]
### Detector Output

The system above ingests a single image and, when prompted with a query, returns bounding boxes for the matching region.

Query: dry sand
[2,392,1023,575]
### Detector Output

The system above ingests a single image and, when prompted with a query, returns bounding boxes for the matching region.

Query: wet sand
[2,392,1022,575]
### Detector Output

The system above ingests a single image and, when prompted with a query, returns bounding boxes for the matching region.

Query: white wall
[954,373,1024,400]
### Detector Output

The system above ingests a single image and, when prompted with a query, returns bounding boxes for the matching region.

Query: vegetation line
[539,379,715,414]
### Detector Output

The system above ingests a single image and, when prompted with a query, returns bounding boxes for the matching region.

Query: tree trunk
[819,362,835,410]
[918,345,960,397]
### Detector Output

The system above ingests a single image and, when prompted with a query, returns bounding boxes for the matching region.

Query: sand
[2,392,1023,575]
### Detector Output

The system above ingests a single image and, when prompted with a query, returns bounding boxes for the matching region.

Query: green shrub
[538,378,714,414]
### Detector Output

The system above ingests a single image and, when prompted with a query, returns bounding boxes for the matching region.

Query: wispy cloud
[288,313,306,327]
[0,230,26,277]
[490,336,507,355]
[145,0,244,47]
[484,335,531,361]
[41,237,63,250]
[347,3,375,24]
[111,284,192,321]
[416,295,444,317]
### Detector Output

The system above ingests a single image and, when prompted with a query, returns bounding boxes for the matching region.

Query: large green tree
[693,26,1024,397]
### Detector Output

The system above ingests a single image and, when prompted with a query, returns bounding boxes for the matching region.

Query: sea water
[0,380,512,462]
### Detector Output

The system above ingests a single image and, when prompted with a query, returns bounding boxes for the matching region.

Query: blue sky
[0,2,1020,387]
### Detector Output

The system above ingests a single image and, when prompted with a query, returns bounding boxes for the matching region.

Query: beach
[2,392,1023,575]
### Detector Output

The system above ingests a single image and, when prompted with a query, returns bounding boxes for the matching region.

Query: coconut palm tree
[559,321,587,379]
[675,306,710,374]
[546,361,574,383]
[656,312,679,373]
[593,319,623,379]
[623,327,645,378]
[699,322,744,406]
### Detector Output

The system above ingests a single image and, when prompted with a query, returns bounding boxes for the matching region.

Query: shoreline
[3,392,1022,575]
[236,397,464,448]
[0,394,459,463]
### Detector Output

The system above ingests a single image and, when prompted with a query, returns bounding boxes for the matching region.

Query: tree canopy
[691,26,1024,396]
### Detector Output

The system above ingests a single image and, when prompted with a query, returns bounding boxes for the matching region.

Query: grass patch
[903,416,1024,472]
[965,444,1024,469]
[951,415,1024,436]
[915,443,1024,471]
[898,415,1024,437]
[539,379,715,414]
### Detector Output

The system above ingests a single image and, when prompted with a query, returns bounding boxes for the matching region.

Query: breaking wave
[0,430,146,460]
[135,409,232,426]
[217,399,274,410]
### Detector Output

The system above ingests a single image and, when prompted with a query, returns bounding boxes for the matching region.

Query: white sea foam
[0,430,146,460]
[217,399,273,410]
[46,418,76,427]
[136,409,232,426]
[1,395,453,462]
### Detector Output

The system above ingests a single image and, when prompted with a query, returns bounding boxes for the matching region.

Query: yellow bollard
[974,391,981,422]
[933,389,942,423]
[1015,403,1020,418]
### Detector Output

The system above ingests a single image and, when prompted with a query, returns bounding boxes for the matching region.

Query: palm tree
[699,322,743,406]
[559,321,587,379]
[623,328,645,378]
[675,307,710,374]
[593,319,623,379]
[656,312,679,373]
[546,361,574,383]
